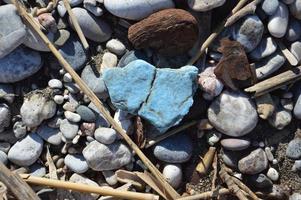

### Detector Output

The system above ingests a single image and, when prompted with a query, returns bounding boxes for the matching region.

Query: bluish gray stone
[233,15,264,52]
[0,151,8,165]
[261,0,279,15]
[153,133,192,163]
[30,164,46,177]
[0,46,42,83]
[8,133,44,166]
[64,154,89,173]
[103,60,156,114]
[268,2,289,38]
[255,52,285,80]
[88,102,110,128]
[76,105,96,122]
[37,123,62,145]
[60,119,79,140]
[286,138,301,159]
[81,65,108,99]
[290,0,301,20]
[94,127,117,144]
[0,4,26,59]
[286,19,301,42]
[138,66,198,133]
[83,141,132,171]
[117,50,150,68]
[59,34,87,71]
[249,37,277,61]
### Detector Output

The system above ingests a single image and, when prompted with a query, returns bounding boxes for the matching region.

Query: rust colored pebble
[128,8,199,56]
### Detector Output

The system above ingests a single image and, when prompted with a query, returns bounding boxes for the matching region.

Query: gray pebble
[0,151,8,165]
[262,0,279,15]
[238,148,268,174]
[249,37,277,61]
[267,167,279,181]
[265,147,274,161]
[221,138,250,151]
[64,154,89,173]
[268,2,289,38]
[37,123,62,145]
[268,108,292,130]
[63,102,77,112]
[64,111,81,123]
[286,19,301,42]
[256,52,285,80]
[60,119,79,140]
[286,138,301,159]
[0,84,15,103]
[76,105,96,122]
[292,160,301,171]
[48,79,63,89]
[13,121,27,139]
[249,173,273,188]
[290,41,301,62]
[290,193,301,200]
[106,39,126,56]
[0,103,11,132]
[290,0,301,20]
[0,142,10,153]
[94,127,117,144]
[102,170,117,185]
[222,150,241,169]
[54,95,64,104]
[30,164,46,177]
[64,82,80,94]
[63,73,72,82]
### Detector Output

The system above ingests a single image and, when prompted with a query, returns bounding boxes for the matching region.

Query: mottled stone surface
[238,148,268,175]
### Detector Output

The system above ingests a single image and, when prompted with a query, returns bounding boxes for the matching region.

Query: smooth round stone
[290,0,301,20]
[37,123,62,145]
[292,160,301,171]
[8,133,43,166]
[48,79,63,89]
[286,138,301,159]
[222,150,241,169]
[64,154,89,173]
[54,29,70,47]
[13,121,27,139]
[83,141,132,171]
[267,167,279,181]
[94,127,117,145]
[0,4,27,59]
[30,164,46,177]
[162,164,182,189]
[54,95,64,104]
[63,73,72,82]
[63,102,77,112]
[104,0,175,21]
[70,8,112,42]
[290,41,301,62]
[262,0,279,15]
[290,193,301,200]
[208,90,258,137]
[153,133,192,163]
[102,170,117,185]
[268,2,289,38]
[59,119,79,140]
[268,109,292,130]
[57,1,67,17]
[0,142,10,154]
[238,148,268,175]
[58,34,87,71]
[221,138,251,151]
[76,105,96,122]
[69,173,100,199]
[249,37,277,61]
[0,103,11,133]
[249,174,273,188]
[64,111,81,123]
[81,65,108,99]
[0,84,14,103]
[255,52,285,80]
[100,52,118,73]
[188,0,225,11]
[0,46,42,83]
[0,151,8,165]
[233,15,264,52]
[106,39,126,56]
[286,19,301,42]
[117,50,150,68]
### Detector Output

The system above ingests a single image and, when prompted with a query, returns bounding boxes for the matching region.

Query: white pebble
[267,167,279,181]
[48,79,63,89]
[162,164,182,189]
[54,95,64,104]
[102,170,117,185]
[64,111,81,123]
[106,39,126,56]
[63,73,72,82]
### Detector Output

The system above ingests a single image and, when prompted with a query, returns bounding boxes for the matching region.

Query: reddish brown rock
[128,9,199,56]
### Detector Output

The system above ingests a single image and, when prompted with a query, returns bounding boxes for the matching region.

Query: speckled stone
[286,138,301,159]
[238,148,268,175]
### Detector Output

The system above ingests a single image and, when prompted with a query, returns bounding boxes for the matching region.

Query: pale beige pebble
[255,93,275,119]
[100,52,118,73]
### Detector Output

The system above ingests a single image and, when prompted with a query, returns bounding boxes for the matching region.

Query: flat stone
[153,133,192,163]
[128,9,198,56]
[0,4,27,59]
[286,18,301,42]
[104,0,175,21]
[208,90,258,137]
[233,15,264,52]
[81,65,108,99]
[0,103,10,133]
[188,0,225,11]
[262,0,279,15]
[290,41,301,62]
[103,60,156,114]
[117,50,150,68]
[106,39,126,56]
[59,119,79,140]
[221,138,251,151]
[37,123,62,145]
[163,164,182,189]
[249,37,277,61]
[58,34,87,71]
[76,105,96,122]
[83,141,132,171]
[64,154,89,173]
[70,7,112,42]
[238,148,268,175]
[290,0,301,20]
[255,52,285,80]
[286,138,301,159]
[8,133,43,166]
[0,84,14,103]
[268,2,289,38]
[94,127,117,144]
[0,46,42,83]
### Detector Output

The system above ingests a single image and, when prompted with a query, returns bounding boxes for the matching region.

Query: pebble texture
[8,133,44,166]
[37,123,62,145]
[128,9,198,56]
[64,154,89,173]
[188,0,225,11]
[238,148,268,175]
[286,138,301,159]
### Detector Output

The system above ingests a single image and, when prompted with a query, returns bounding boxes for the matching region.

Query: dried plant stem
[196,147,216,176]
[12,2,179,199]
[232,177,260,200]
[63,0,89,50]
[211,152,218,191]
[176,188,230,200]
[188,0,250,65]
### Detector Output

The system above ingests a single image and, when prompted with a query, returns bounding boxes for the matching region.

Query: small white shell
[104,0,175,20]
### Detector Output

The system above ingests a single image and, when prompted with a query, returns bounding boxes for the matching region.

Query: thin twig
[188,0,250,65]
[11,2,179,199]
[63,0,89,50]
[211,152,218,191]
[232,177,260,200]
[176,188,230,200]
